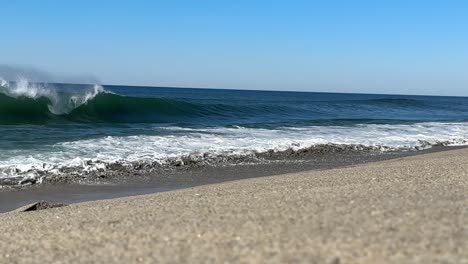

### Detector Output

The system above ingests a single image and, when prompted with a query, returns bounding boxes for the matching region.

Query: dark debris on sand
[14,201,67,212]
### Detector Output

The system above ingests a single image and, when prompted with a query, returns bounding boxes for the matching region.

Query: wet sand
[0,146,454,213]
[1,148,467,263]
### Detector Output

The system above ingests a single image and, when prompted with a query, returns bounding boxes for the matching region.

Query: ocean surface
[2,78,468,184]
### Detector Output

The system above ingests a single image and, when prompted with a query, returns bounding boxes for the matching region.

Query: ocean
[1,78,468,185]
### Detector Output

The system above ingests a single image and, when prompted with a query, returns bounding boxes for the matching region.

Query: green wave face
[66,93,203,123]
[0,91,207,125]
[0,93,55,124]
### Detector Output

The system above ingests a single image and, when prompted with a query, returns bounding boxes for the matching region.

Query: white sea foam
[1,122,468,182]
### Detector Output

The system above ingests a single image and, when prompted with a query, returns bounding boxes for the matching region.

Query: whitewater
[1,78,468,184]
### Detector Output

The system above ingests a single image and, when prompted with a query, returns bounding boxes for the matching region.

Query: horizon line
[3,78,467,98]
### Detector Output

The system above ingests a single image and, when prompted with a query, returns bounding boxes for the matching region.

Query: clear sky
[1,0,467,96]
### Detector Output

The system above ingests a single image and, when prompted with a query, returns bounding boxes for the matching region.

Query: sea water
[2,78,468,183]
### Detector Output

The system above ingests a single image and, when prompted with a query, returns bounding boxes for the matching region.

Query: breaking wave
[0,78,459,125]
[0,78,105,124]
[0,78,292,124]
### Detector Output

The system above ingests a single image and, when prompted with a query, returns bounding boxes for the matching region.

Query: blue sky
[1,0,467,95]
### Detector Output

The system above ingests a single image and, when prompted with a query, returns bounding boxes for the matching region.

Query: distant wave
[360,98,421,104]
[338,98,428,108]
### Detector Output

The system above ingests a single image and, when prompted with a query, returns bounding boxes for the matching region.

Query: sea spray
[0,78,105,116]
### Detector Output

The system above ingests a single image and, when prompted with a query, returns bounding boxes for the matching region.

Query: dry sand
[0,148,467,263]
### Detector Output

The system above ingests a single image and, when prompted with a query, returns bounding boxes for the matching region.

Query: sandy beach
[1,148,467,263]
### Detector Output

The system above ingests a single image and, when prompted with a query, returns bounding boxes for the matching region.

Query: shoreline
[0,146,466,263]
[0,145,464,213]
[0,143,433,187]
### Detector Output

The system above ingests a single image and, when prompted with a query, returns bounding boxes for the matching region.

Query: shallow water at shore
[1,145,461,213]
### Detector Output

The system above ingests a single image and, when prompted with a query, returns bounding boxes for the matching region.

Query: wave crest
[0,77,104,115]
[0,78,110,124]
